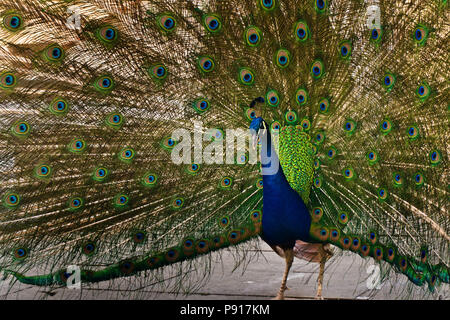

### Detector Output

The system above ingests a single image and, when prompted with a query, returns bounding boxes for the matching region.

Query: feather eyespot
[105,112,124,130]
[10,121,30,138]
[207,128,224,141]
[182,239,195,256]
[382,73,396,91]
[339,41,352,59]
[314,227,329,241]
[315,0,328,13]
[34,164,52,180]
[285,110,298,124]
[406,125,419,139]
[220,177,233,189]
[416,82,430,101]
[413,172,425,187]
[368,231,377,245]
[157,14,176,32]
[313,176,323,188]
[314,158,320,170]
[256,178,263,189]
[250,210,262,223]
[318,98,329,114]
[172,197,184,210]
[314,132,325,145]
[68,197,84,211]
[370,28,382,42]
[295,20,310,42]
[392,172,403,187]
[295,88,308,106]
[245,26,262,46]
[343,167,355,180]
[429,150,441,166]
[43,44,64,63]
[385,248,395,262]
[236,154,248,165]
[165,248,180,262]
[366,150,379,165]
[398,257,408,272]
[142,172,158,187]
[275,49,291,68]
[119,260,135,275]
[161,136,177,150]
[414,25,429,46]
[187,163,201,174]
[94,75,114,93]
[377,187,388,201]
[311,60,324,79]
[13,247,28,260]
[379,119,392,134]
[3,191,20,209]
[113,194,129,208]
[68,138,86,154]
[146,256,162,268]
[0,71,17,90]
[238,68,255,85]
[198,56,215,73]
[340,236,351,249]
[193,98,210,114]
[81,242,96,256]
[196,239,210,254]
[270,120,281,133]
[329,229,340,242]
[350,237,361,251]
[92,167,108,182]
[420,248,428,263]
[338,211,349,224]
[266,90,280,107]
[326,146,337,160]
[312,207,323,222]
[245,108,257,121]
[2,12,23,32]
[212,235,226,248]
[148,64,167,81]
[360,244,370,257]
[260,0,276,11]
[49,97,69,115]
[118,147,135,163]
[96,25,119,45]
[228,230,242,244]
[219,216,230,228]
[373,247,383,261]
[343,119,356,135]
[300,118,311,131]
[204,14,222,33]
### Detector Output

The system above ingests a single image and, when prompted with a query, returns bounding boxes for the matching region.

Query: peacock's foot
[272,293,285,300]
[315,294,324,300]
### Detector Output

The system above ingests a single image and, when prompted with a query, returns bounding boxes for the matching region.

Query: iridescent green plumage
[278,126,315,204]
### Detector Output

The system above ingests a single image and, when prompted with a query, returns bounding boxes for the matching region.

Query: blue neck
[259,127,312,248]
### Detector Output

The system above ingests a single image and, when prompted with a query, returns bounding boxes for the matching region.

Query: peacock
[0,0,448,300]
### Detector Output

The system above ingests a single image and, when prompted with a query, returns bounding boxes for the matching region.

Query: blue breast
[262,163,312,248]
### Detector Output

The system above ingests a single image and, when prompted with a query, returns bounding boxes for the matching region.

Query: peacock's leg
[274,247,294,300]
[315,244,329,300]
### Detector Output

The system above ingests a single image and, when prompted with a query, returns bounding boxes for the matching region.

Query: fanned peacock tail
[0,0,448,297]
